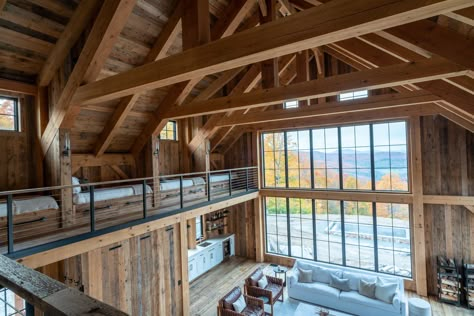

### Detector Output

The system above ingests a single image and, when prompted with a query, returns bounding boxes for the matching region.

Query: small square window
[339,90,368,101]
[160,120,178,140]
[0,96,20,132]
[284,100,298,109]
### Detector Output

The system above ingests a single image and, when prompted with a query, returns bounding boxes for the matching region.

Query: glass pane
[329,242,343,264]
[315,200,328,220]
[394,251,412,277]
[373,123,389,146]
[299,151,310,168]
[264,169,275,187]
[374,146,390,169]
[342,148,355,168]
[266,233,278,253]
[357,170,371,190]
[375,169,391,190]
[266,215,277,234]
[288,169,299,188]
[287,131,298,150]
[389,122,407,145]
[355,125,370,147]
[390,145,408,168]
[326,169,340,189]
[0,115,15,130]
[312,129,325,149]
[360,247,375,271]
[314,169,327,189]
[325,128,339,149]
[356,147,371,168]
[391,169,408,191]
[316,220,329,241]
[291,238,302,257]
[300,169,311,188]
[317,240,329,262]
[343,170,357,189]
[302,238,314,260]
[313,150,326,168]
[341,126,355,147]
[345,244,360,268]
[0,98,14,114]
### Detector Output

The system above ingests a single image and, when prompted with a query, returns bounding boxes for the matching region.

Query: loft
[0,0,472,315]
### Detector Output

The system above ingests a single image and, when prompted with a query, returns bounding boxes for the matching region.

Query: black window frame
[160,120,178,141]
[0,96,20,132]
[261,120,409,193]
[264,197,413,278]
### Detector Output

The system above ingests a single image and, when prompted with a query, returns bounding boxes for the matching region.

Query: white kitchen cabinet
[216,242,223,263]
[188,257,198,281]
[197,252,207,275]
[229,235,235,256]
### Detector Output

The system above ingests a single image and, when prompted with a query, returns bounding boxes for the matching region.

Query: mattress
[73,184,153,204]
[0,196,59,217]
[210,174,231,183]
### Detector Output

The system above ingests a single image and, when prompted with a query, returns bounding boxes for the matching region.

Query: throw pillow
[71,177,82,194]
[358,279,376,298]
[257,276,268,289]
[297,268,313,283]
[375,277,398,304]
[232,294,246,313]
[314,267,343,284]
[328,274,351,292]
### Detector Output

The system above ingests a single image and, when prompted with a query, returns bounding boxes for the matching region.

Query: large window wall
[262,121,409,192]
[264,197,412,277]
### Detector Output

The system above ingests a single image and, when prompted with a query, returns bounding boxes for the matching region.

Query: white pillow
[258,276,268,288]
[72,177,81,194]
[375,277,398,304]
[314,267,343,284]
[232,294,246,313]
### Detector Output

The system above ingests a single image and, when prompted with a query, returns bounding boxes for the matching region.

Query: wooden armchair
[217,286,265,316]
[244,268,284,316]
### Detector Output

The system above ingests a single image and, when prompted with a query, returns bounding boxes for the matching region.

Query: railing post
[246,168,249,192]
[89,186,95,232]
[179,176,184,209]
[207,172,211,201]
[142,180,147,218]
[7,194,13,254]
[228,170,232,196]
[25,302,34,316]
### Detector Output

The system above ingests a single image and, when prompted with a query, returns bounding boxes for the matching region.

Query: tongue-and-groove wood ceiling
[0,0,472,155]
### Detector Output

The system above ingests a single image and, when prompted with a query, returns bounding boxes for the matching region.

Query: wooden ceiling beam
[72,0,473,106]
[443,6,474,26]
[384,20,474,70]
[436,103,474,132]
[243,103,439,132]
[37,1,100,87]
[189,54,295,154]
[130,1,256,156]
[40,0,137,155]
[0,78,36,96]
[163,58,467,119]
[215,91,441,127]
[94,1,183,157]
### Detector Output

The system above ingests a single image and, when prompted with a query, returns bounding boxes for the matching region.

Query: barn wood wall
[421,115,474,295]
[42,224,183,316]
[0,94,40,191]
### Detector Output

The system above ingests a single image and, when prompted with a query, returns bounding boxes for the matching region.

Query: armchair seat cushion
[241,305,264,316]
[265,283,283,296]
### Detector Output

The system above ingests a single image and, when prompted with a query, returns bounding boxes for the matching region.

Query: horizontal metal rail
[0,167,259,259]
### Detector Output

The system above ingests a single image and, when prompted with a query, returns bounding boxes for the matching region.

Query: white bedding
[73,184,153,205]
[0,196,59,217]
[210,174,231,183]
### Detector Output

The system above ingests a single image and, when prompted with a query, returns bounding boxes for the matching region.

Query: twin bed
[0,173,234,244]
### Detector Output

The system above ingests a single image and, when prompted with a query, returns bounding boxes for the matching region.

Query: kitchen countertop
[188,234,233,258]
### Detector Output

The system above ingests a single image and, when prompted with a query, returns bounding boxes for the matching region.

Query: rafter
[94,1,183,157]
[0,78,36,95]
[40,0,137,155]
[163,58,467,119]
[37,1,100,87]
[188,54,296,154]
[130,1,256,156]
[216,91,441,126]
[444,6,474,26]
[72,0,473,106]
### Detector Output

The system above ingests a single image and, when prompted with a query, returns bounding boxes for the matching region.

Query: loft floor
[189,256,473,316]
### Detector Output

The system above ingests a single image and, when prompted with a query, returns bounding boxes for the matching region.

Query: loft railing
[0,167,258,258]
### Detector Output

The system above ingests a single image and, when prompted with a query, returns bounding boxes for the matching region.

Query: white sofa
[288,259,407,316]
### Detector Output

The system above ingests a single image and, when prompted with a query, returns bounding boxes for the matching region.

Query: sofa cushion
[340,290,398,313]
[241,304,264,316]
[223,287,242,310]
[293,281,341,299]
[233,294,246,313]
[298,268,313,283]
[314,267,343,284]
[343,271,377,291]
[329,274,351,292]
[375,277,398,304]
[359,279,376,298]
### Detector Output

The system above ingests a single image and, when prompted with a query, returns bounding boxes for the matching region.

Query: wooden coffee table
[294,302,354,316]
